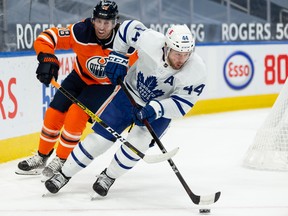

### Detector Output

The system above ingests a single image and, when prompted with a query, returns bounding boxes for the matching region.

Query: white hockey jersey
[114,20,207,119]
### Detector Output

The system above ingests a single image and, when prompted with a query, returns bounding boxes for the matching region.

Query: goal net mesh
[243,79,288,171]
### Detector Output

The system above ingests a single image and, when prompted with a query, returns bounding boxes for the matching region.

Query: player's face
[167,49,191,70]
[93,18,115,39]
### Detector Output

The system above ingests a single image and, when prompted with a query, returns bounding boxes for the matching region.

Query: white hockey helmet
[165,24,195,53]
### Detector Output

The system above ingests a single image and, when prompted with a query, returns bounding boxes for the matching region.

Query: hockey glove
[133,101,164,126]
[36,52,59,87]
[105,51,129,85]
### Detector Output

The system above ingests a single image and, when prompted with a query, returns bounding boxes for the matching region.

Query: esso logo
[223,51,254,90]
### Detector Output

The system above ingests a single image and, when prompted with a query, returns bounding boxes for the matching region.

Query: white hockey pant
[62,132,114,177]
[106,126,153,179]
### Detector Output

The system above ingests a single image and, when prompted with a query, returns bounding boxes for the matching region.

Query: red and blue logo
[223,51,254,90]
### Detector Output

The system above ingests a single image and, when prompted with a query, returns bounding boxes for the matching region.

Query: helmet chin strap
[164,45,171,62]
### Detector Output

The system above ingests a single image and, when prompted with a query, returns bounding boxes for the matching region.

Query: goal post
[243,78,288,171]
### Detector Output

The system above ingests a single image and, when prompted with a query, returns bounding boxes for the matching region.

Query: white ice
[1,108,288,216]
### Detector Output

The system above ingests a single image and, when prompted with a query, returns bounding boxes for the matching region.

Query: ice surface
[1,108,287,216]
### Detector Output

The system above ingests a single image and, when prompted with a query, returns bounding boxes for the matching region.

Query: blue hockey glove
[133,101,164,126]
[133,105,156,126]
[105,51,129,85]
[36,52,59,87]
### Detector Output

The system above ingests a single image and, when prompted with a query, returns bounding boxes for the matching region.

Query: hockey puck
[199,209,211,214]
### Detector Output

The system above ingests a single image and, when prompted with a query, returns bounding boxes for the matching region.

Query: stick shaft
[50,79,178,164]
[51,79,145,159]
[118,79,221,205]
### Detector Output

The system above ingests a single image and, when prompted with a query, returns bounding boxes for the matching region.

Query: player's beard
[167,57,186,70]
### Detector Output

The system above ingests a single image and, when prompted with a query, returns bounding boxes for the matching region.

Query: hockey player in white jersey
[44,20,207,196]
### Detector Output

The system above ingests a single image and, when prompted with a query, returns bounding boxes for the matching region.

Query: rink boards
[0,42,286,162]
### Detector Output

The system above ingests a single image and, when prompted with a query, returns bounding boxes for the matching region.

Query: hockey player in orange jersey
[16,0,136,180]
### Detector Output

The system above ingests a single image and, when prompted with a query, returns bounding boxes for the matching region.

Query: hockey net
[243,78,288,171]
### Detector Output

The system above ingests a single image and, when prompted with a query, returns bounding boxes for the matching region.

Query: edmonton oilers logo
[86,56,108,78]
[223,51,254,90]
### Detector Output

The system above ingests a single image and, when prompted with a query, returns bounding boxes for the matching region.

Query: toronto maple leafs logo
[137,72,164,102]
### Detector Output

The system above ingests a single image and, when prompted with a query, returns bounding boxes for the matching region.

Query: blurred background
[1,0,288,51]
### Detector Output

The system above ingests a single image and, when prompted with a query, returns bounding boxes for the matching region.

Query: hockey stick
[118,79,221,205]
[50,79,178,164]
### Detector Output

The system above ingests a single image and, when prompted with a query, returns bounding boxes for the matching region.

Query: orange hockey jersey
[34,18,137,85]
